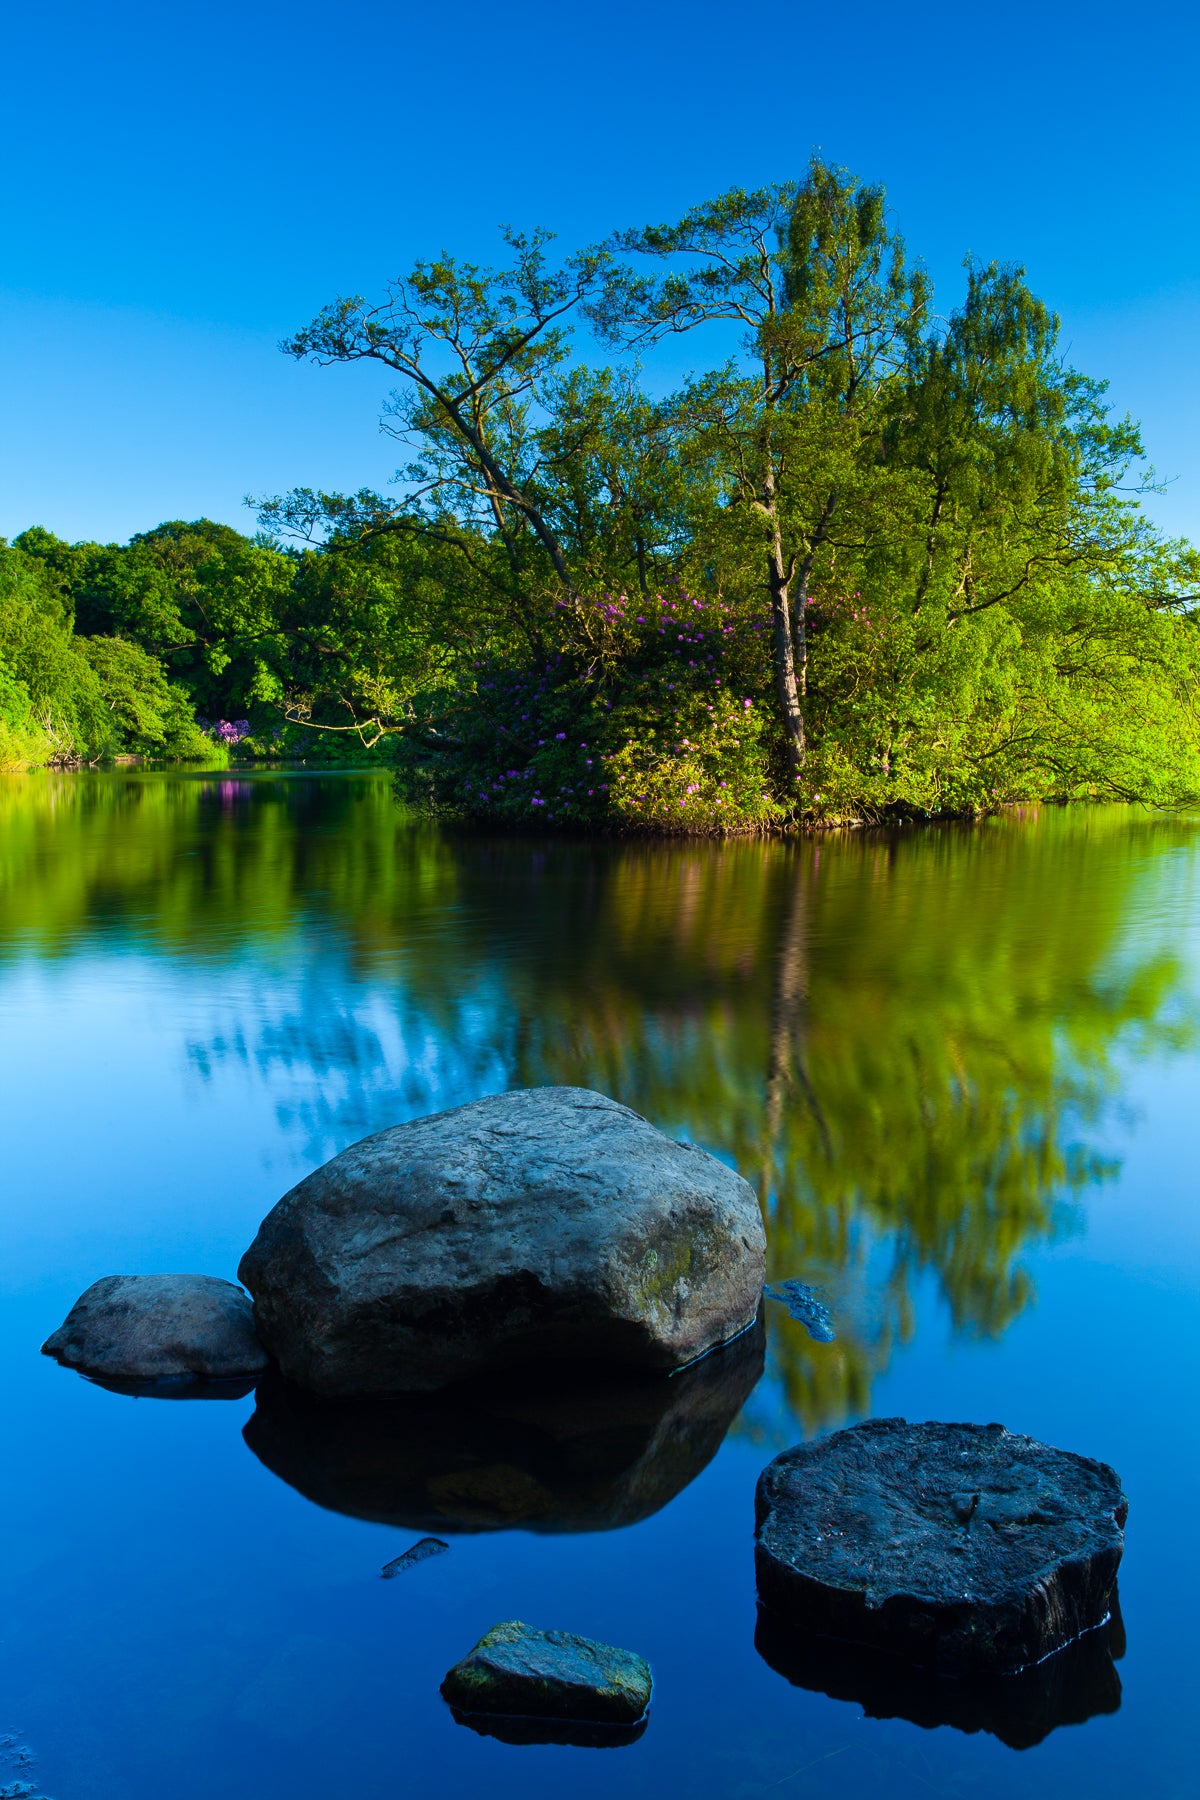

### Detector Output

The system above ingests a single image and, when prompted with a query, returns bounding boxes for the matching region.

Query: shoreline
[5,758,1185,840]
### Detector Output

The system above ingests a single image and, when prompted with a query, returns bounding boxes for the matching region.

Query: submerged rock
[755,1418,1127,1676]
[242,1318,763,1534]
[41,1274,269,1382]
[238,1086,765,1395]
[381,1536,448,1578]
[441,1620,652,1727]
[764,1279,836,1342]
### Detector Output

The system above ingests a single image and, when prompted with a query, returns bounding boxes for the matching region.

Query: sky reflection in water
[2,770,1199,1799]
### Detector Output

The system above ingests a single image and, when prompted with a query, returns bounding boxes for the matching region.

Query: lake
[2,768,1198,1799]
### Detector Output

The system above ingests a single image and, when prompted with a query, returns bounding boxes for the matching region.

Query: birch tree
[592,160,927,773]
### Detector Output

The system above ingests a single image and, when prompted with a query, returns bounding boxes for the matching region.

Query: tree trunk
[769,540,806,775]
[792,568,809,702]
[634,531,649,598]
[762,456,806,774]
[790,489,838,697]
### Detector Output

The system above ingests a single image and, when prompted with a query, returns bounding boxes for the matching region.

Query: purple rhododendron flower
[211,718,251,744]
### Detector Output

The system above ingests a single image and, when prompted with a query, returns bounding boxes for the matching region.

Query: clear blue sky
[2,0,1197,546]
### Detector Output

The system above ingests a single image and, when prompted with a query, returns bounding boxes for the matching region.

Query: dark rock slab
[242,1318,763,1534]
[755,1418,1127,1676]
[441,1620,652,1727]
[238,1086,765,1395]
[42,1275,269,1382]
[755,1596,1124,1749]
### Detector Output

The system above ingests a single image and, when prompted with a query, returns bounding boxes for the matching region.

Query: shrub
[395,586,788,832]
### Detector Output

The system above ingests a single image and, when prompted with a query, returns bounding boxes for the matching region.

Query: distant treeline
[0,517,387,769]
[4,157,1199,826]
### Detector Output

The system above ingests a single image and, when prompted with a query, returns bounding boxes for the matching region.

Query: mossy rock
[441,1620,652,1725]
[238,1086,765,1394]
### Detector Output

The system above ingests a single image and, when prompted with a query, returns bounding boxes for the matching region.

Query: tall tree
[592,160,928,774]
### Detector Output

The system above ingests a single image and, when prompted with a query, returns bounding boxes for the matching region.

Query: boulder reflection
[242,1322,764,1533]
[447,1709,649,1748]
[754,1597,1125,1749]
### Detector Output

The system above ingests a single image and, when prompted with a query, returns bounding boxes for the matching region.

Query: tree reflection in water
[3,771,1194,1433]
[431,818,1195,1430]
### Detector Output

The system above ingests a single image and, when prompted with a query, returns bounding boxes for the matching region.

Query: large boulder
[441,1621,652,1728]
[755,1419,1127,1676]
[238,1087,765,1395]
[41,1275,269,1382]
[242,1320,763,1534]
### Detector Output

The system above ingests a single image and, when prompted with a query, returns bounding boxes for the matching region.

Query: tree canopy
[4,155,1198,820]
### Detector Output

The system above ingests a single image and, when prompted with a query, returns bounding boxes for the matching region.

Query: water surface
[2,770,1198,1798]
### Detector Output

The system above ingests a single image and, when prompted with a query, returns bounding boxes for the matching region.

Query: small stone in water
[41,1273,269,1380]
[441,1620,652,1725]
[764,1279,836,1342]
[381,1536,449,1578]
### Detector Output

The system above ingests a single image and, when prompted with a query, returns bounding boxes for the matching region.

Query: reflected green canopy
[3,770,1194,1430]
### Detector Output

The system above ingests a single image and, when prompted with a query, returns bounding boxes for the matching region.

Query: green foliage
[15,517,296,726]
[80,636,212,757]
[260,159,1200,822]
[800,568,1200,816]
[0,540,111,761]
[5,159,1200,812]
[0,537,225,765]
[393,587,785,831]
[270,530,479,744]
[0,656,52,770]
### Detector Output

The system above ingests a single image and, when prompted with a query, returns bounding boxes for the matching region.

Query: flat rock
[238,1086,765,1395]
[42,1275,269,1381]
[755,1418,1127,1675]
[441,1620,652,1726]
[242,1319,763,1534]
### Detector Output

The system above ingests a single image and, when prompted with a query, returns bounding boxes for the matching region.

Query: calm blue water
[2,770,1199,1799]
